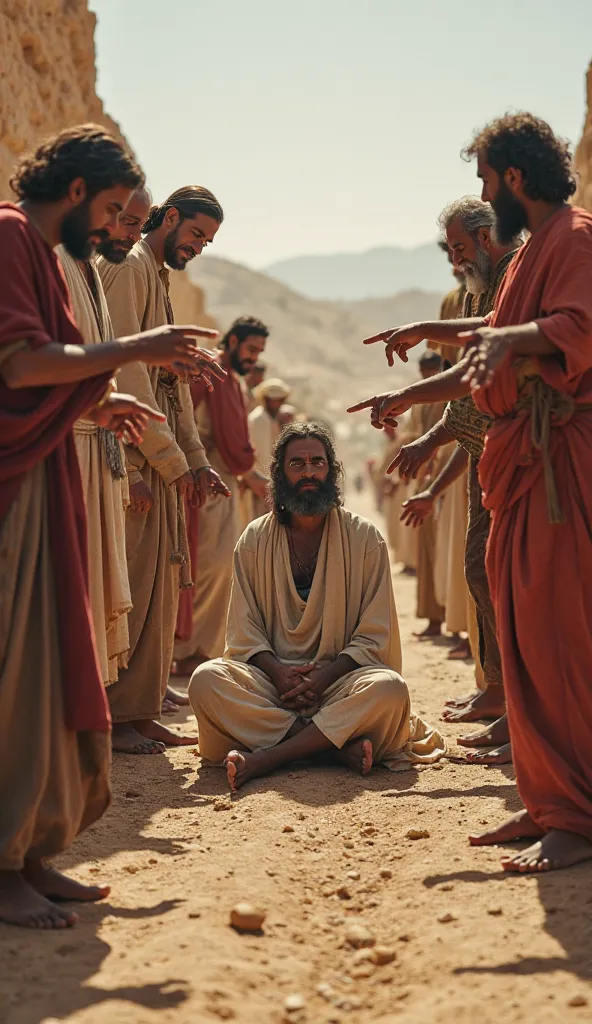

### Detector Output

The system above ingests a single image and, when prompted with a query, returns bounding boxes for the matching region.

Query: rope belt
[508,377,592,524]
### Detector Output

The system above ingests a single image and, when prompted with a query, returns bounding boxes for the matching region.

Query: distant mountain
[263,243,454,300]
[187,256,442,467]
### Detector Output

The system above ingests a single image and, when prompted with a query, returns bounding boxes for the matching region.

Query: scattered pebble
[487,907,503,916]
[229,903,266,932]
[337,886,352,900]
[188,910,202,919]
[379,869,393,880]
[343,840,355,849]
[124,790,141,799]
[372,945,397,965]
[345,923,376,949]
[214,798,232,812]
[316,983,334,1001]
[284,993,306,1011]
[347,871,361,880]
[283,825,295,833]
[437,913,456,924]
[568,995,589,1008]
[405,829,431,840]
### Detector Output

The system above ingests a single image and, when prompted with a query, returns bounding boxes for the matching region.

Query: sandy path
[2,495,592,1024]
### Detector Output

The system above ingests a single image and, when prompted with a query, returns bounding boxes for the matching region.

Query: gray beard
[463,249,493,296]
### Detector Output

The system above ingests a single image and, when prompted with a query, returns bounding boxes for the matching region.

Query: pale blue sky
[90,0,592,267]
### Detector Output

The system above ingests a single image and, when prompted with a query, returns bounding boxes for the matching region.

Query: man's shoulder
[248,404,265,423]
[0,203,33,248]
[338,506,385,549]
[553,206,592,240]
[97,245,150,287]
[237,513,274,553]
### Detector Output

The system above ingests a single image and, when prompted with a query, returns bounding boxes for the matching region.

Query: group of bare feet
[0,861,109,930]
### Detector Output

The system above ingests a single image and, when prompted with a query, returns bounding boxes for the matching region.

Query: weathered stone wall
[574,60,592,213]
[0,0,214,327]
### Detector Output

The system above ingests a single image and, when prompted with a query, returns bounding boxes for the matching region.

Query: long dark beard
[61,200,106,260]
[230,348,249,376]
[492,181,528,245]
[96,238,131,264]
[274,476,340,517]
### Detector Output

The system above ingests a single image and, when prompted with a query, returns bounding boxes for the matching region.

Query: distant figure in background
[244,361,267,413]
[277,403,297,428]
[189,423,445,791]
[248,377,292,518]
[98,185,228,753]
[173,317,270,675]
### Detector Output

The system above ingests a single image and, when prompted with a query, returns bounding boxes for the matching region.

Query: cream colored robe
[0,461,110,870]
[190,508,445,770]
[413,402,446,621]
[98,241,209,721]
[248,404,279,520]
[174,396,241,663]
[434,465,469,635]
[58,247,131,685]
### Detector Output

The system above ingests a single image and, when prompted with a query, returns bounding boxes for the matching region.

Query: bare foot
[447,638,472,661]
[442,688,505,724]
[337,738,373,775]
[135,719,198,747]
[165,684,190,705]
[112,722,165,755]
[24,860,109,902]
[464,743,513,766]
[469,809,543,847]
[501,830,592,874]
[170,656,209,677]
[225,749,272,792]
[444,690,480,709]
[0,872,78,929]
[457,715,510,749]
[161,698,178,716]
[413,621,442,639]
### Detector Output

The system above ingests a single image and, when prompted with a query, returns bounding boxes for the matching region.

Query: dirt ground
[2,492,592,1024]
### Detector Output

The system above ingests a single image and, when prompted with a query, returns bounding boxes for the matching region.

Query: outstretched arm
[363,318,486,366]
[348,358,471,429]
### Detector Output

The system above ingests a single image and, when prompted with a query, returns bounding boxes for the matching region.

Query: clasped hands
[270,662,330,710]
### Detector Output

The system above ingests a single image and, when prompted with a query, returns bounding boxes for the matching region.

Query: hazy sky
[90,0,592,267]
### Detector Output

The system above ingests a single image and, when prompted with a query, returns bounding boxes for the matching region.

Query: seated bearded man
[189,423,445,791]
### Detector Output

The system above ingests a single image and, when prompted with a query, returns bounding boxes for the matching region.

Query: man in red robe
[0,124,221,928]
[355,113,592,874]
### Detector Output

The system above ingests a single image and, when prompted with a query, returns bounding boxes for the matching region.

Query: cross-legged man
[189,423,445,791]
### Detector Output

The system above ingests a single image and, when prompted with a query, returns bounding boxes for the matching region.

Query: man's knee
[369,668,409,705]
[188,658,227,710]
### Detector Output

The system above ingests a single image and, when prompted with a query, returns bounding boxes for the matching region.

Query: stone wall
[0,0,214,328]
[574,60,592,213]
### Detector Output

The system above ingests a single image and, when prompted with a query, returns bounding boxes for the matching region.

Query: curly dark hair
[219,315,269,350]
[10,124,145,202]
[143,185,224,233]
[270,422,343,525]
[462,112,576,203]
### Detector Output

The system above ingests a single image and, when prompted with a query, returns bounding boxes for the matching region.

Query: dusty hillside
[574,59,592,212]
[0,0,213,328]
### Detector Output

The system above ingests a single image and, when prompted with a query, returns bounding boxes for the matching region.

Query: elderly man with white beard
[350,197,521,765]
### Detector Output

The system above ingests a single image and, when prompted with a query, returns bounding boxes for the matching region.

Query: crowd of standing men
[1,108,592,931]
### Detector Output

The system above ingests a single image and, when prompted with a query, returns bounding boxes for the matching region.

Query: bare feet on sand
[24,860,110,902]
[225,750,268,792]
[413,621,442,639]
[442,687,505,724]
[501,831,592,874]
[464,743,513,766]
[136,719,198,747]
[457,715,510,748]
[0,872,78,929]
[447,638,472,661]
[469,809,543,847]
[161,684,191,715]
[337,738,373,775]
[112,722,165,755]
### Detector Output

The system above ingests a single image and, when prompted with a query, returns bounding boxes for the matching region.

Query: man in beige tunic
[58,246,132,685]
[248,377,291,518]
[98,185,230,754]
[190,423,445,791]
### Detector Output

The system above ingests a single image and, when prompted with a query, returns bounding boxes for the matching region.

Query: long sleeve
[117,361,189,484]
[176,380,209,472]
[224,540,273,662]
[340,537,402,673]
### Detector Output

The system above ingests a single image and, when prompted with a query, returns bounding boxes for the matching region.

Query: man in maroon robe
[0,124,221,928]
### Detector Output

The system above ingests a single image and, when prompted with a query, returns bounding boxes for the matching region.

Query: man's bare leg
[501,831,592,873]
[0,872,78,929]
[135,719,198,747]
[442,685,505,723]
[413,620,442,639]
[224,722,372,792]
[469,809,543,847]
[112,722,165,755]
[24,859,110,903]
